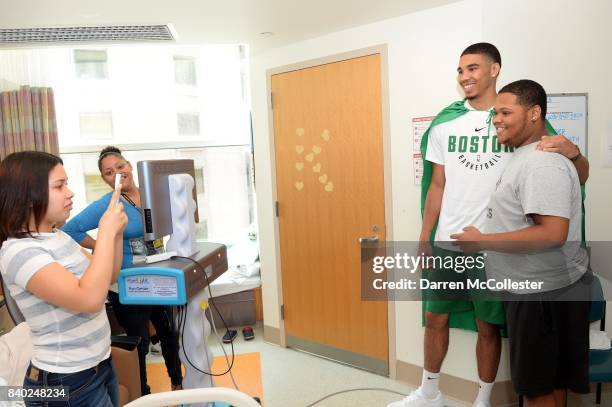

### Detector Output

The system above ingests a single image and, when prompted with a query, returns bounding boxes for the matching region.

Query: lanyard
[121,193,139,210]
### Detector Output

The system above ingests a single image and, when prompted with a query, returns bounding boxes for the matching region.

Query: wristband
[570,145,581,162]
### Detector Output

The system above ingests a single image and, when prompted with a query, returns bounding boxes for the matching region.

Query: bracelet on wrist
[570,145,581,161]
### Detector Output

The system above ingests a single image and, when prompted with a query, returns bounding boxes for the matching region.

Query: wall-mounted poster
[546,93,588,156]
[412,116,435,186]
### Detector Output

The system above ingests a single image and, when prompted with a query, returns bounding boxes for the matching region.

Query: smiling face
[99,154,135,192]
[493,92,541,147]
[42,164,74,231]
[457,53,499,100]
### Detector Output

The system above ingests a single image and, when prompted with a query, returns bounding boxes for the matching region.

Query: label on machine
[124,275,178,298]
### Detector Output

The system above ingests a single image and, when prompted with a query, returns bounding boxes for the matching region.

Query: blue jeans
[23,357,119,407]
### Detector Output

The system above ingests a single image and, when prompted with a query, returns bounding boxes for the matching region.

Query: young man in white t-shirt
[388,43,589,407]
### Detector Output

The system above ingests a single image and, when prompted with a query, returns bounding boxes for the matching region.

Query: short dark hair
[0,151,63,245]
[499,79,547,118]
[97,146,124,172]
[461,42,502,67]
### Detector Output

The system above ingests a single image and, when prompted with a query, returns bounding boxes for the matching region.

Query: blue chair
[589,276,612,404]
[517,275,611,407]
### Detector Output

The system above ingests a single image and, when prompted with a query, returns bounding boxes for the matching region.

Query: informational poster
[412,116,435,186]
[545,93,588,156]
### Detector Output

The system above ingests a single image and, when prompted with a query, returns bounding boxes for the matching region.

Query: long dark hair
[0,151,63,246]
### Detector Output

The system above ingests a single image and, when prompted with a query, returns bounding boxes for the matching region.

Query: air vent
[0,25,176,44]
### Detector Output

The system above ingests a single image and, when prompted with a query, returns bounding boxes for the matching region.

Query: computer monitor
[137,159,199,242]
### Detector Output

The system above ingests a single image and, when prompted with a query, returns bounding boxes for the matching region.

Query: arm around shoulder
[572,153,589,185]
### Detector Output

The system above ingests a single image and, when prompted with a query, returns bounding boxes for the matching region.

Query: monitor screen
[137,159,199,241]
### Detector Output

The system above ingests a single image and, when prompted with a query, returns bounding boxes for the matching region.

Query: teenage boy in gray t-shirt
[451,79,589,407]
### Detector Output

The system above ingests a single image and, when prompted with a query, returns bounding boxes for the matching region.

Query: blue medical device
[116,242,228,305]
[118,267,187,306]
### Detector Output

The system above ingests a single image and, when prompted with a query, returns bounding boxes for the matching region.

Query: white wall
[481,0,612,242]
[251,0,504,383]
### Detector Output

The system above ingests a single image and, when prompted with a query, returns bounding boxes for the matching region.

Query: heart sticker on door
[295,162,304,171]
[295,145,304,154]
[321,129,330,142]
[324,182,334,192]
[295,181,304,191]
[318,174,328,184]
[312,163,321,173]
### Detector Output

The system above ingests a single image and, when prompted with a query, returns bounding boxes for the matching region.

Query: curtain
[0,85,58,160]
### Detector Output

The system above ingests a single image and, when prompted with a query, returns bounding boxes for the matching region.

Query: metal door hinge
[280,304,285,320]
[275,201,279,217]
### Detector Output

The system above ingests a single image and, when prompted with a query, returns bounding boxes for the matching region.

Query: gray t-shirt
[0,230,111,372]
[482,142,587,293]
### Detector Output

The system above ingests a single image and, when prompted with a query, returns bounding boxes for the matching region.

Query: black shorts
[504,297,590,397]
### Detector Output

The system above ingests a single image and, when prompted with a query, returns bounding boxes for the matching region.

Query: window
[74,49,108,79]
[3,44,253,242]
[177,113,200,136]
[174,55,197,86]
[84,174,110,203]
[62,145,254,243]
[79,112,113,139]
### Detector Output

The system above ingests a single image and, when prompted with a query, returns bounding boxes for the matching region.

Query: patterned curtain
[0,85,59,160]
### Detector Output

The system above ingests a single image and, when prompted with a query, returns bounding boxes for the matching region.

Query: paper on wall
[412,116,435,185]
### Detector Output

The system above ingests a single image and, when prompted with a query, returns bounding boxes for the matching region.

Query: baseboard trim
[286,335,388,376]
[395,360,517,406]
[263,325,281,345]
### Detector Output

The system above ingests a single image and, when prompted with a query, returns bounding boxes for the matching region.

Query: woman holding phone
[0,151,127,406]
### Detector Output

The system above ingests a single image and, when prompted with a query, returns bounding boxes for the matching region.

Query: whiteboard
[545,93,588,157]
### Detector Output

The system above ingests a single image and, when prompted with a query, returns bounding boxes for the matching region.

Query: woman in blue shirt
[63,146,182,395]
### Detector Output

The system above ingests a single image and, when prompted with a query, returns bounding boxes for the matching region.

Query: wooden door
[272,54,388,374]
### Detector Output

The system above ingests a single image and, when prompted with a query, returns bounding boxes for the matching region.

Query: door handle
[359,236,379,243]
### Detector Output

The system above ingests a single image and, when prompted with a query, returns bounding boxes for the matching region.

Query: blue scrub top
[63,191,145,269]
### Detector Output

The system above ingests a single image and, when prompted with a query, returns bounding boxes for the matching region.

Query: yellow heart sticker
[318,174,328,183]
[296,128,305,137]
[295,162,304,171]
[305,152,314,162]
[321,129,330,142]
[295,145,304,154]
[295,181,304,191]
[312,145,322,155]
[312,163,322,173]
[324,182,334,192]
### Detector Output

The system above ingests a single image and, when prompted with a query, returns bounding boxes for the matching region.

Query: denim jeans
[23,357,119,407]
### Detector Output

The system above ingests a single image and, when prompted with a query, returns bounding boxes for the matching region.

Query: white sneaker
[472,401,490,407]
[387,388,444,407]
[150,342,162,355]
